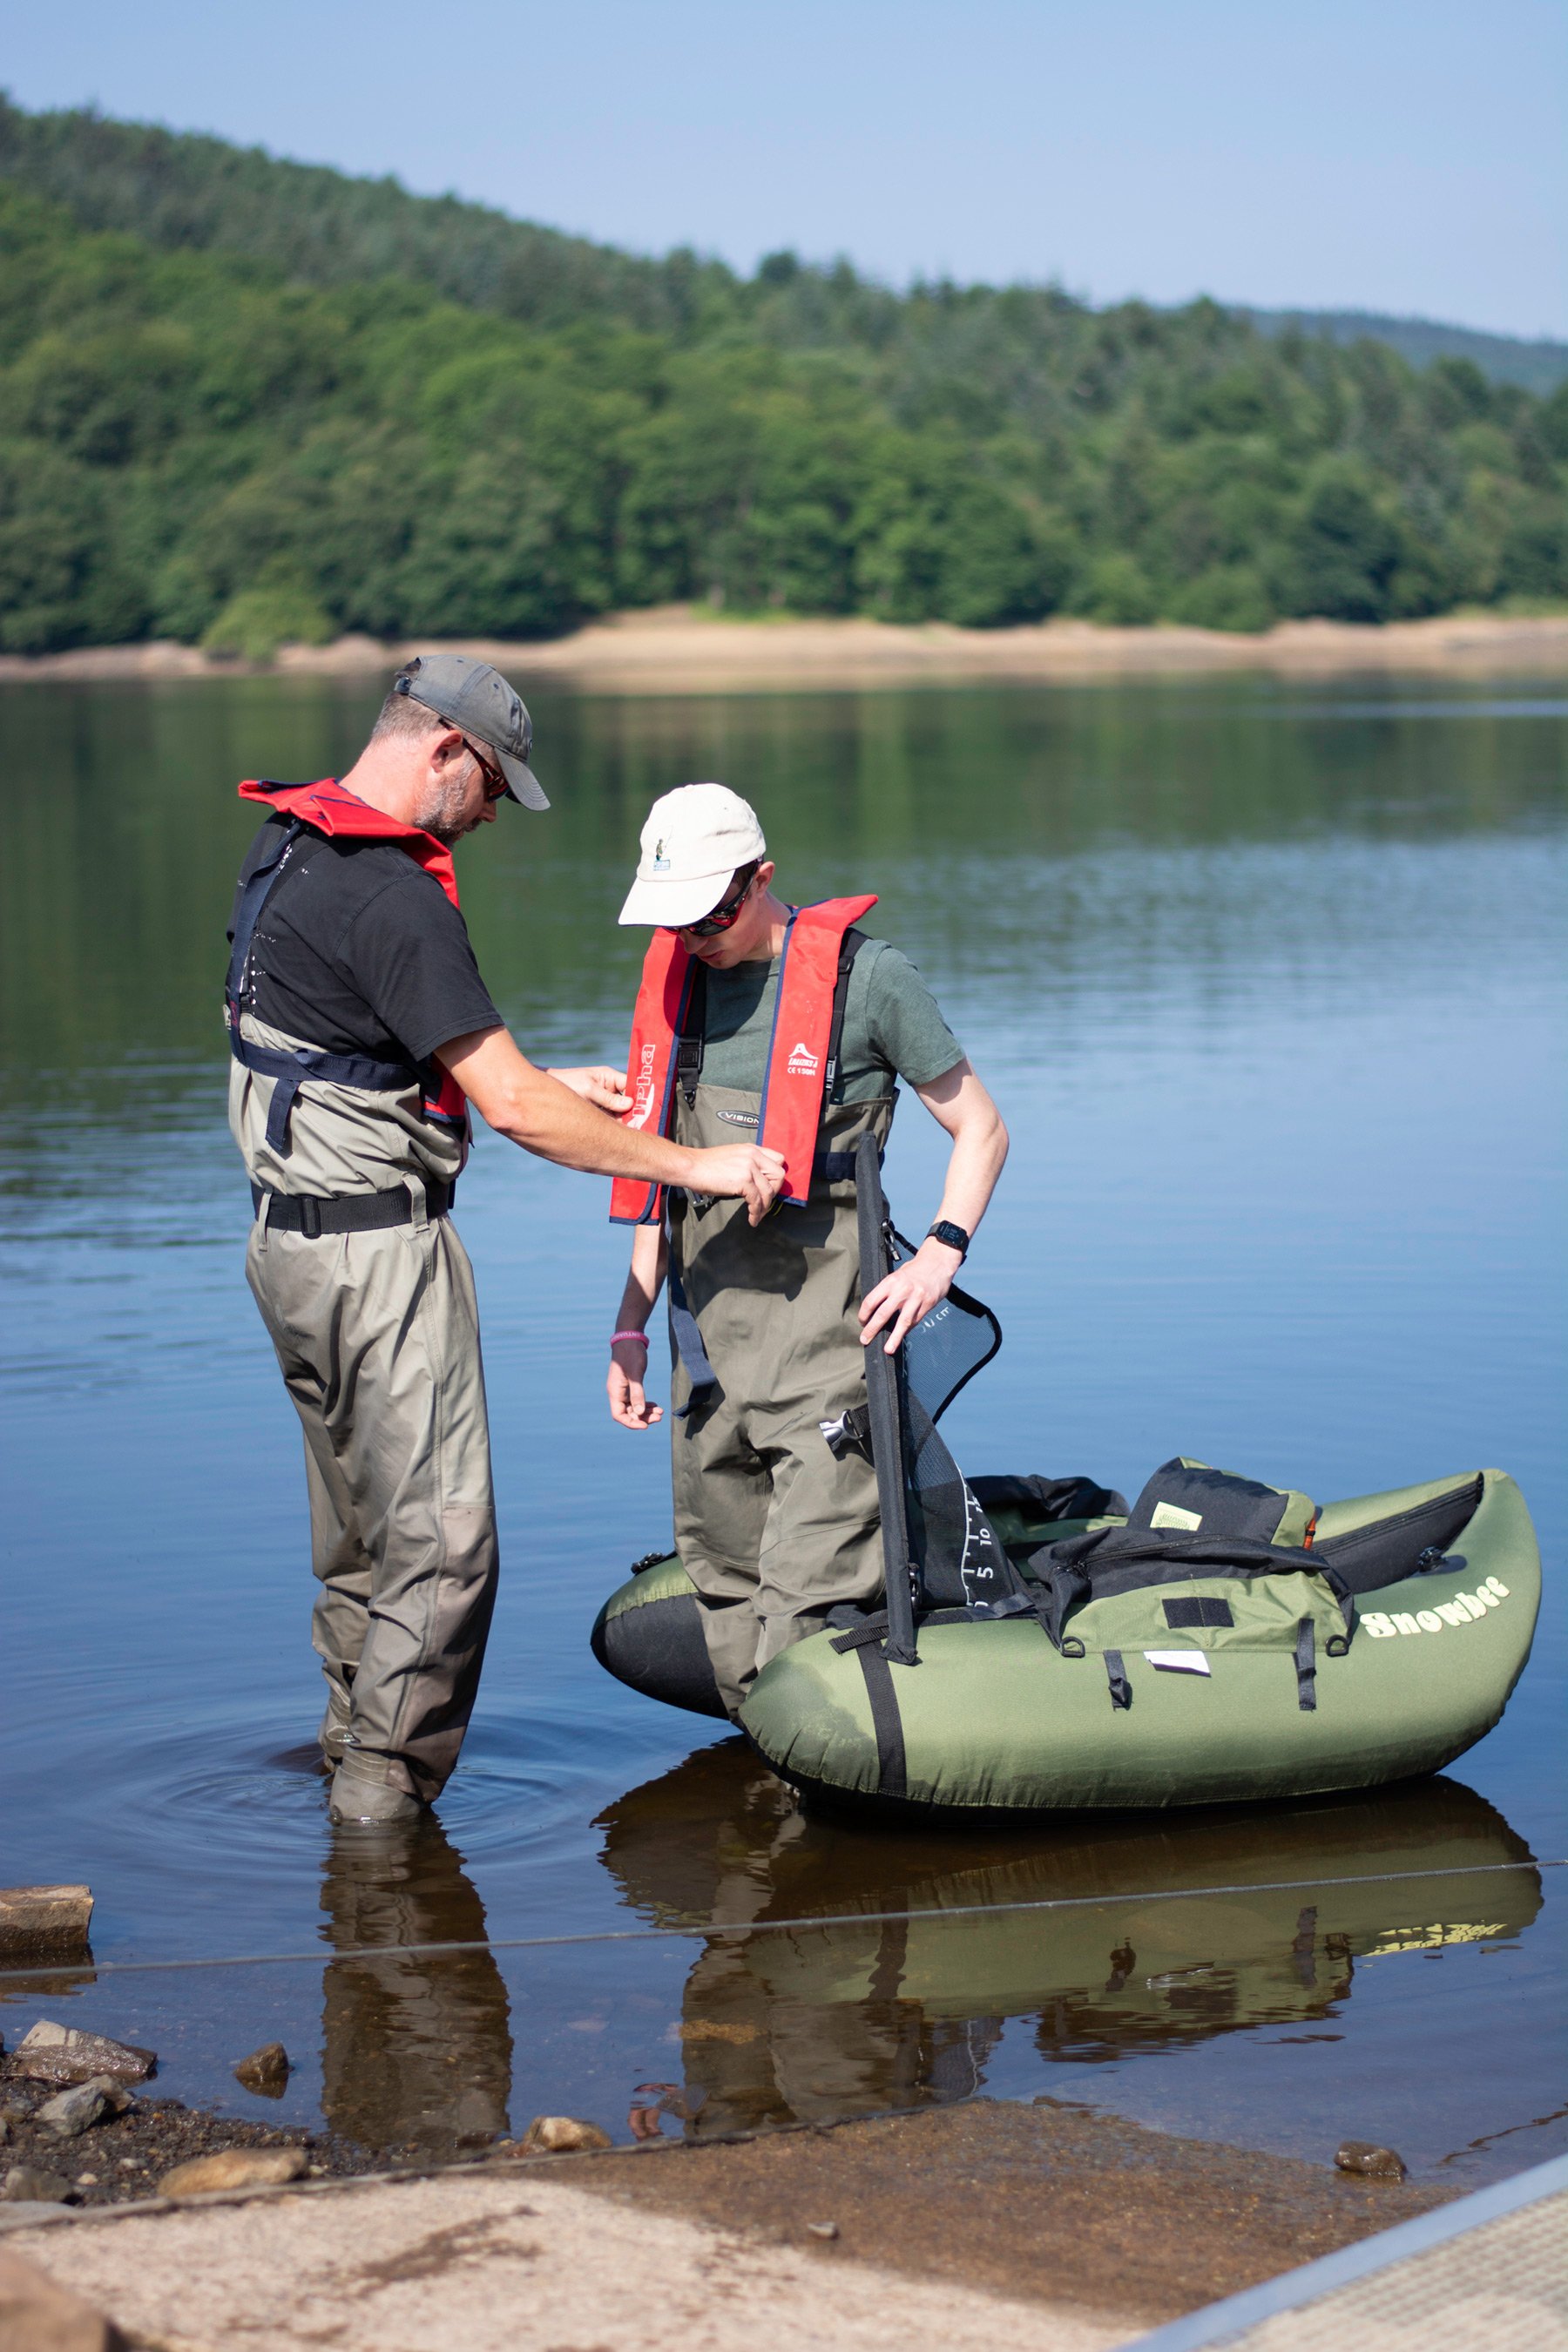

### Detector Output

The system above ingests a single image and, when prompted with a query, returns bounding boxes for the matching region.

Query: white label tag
[1144,1650,1213,1675]
[1150,1502,1203,1531]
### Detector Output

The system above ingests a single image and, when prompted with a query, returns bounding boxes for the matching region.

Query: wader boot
[668,1083,896,1716]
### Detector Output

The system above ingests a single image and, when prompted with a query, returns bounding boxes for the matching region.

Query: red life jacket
[227,779,470,1143]
[610,896,878,1225]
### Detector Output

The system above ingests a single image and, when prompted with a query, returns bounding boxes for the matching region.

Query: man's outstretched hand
[685,1143,787,1226]
[549,1064,632,1113]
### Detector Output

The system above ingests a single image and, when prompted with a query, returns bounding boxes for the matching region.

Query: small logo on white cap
[652,837,670,871]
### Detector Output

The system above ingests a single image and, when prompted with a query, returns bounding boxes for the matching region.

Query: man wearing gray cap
[226,660,783,1824]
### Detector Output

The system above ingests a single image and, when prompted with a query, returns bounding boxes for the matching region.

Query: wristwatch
[926,1220,970,1260]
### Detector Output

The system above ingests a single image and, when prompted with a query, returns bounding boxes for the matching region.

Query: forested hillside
[1,99,1565,655]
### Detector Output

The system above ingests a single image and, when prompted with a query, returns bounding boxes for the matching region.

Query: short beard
[409,772,476,843]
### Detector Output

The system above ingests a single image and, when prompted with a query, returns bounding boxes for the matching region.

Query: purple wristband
[610,1329,649,1349]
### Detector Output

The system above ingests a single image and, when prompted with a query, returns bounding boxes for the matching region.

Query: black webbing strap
[226,815,423,1155]
[855,1132,919,1666]
[252,1179,453,1235]
[667,1260,719,1411]
[821,928,868,1103]
[829,1612,891,1651]
[815,1146,875,1183]
[1295,1618,1317,1711]
[676,963,707,1107]
[225,816,305,1005]
[855,1641,909,1798]
[233,1035,422,1153]
[1105,1649,1132,1710]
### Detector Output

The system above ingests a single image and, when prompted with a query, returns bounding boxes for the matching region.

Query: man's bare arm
[436,1026,784,1220]
[607,1221,668,1430]
[858,1059,1009,1352]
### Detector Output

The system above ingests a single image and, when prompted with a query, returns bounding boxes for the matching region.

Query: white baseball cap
[618,783,768,927]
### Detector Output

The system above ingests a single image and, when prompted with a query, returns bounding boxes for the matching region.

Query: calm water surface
[2,673,1563,2180]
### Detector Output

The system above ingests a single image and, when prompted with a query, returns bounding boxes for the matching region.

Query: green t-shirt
[697,937,963,1103]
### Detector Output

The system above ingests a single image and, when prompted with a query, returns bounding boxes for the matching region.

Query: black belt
[251,1179,454,1236]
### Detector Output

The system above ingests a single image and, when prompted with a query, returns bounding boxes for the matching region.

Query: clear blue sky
[6,0,1565,339]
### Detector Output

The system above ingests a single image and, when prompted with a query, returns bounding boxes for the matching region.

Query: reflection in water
[596,1745,1540,2137]
[320,1817,511,2150]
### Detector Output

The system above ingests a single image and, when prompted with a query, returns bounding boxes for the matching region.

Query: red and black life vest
[226,779,470,1154]
[609,896,878,1225]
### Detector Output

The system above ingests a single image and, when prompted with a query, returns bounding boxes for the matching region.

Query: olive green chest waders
[227,797,497,1808]
[668,1082,896,1716]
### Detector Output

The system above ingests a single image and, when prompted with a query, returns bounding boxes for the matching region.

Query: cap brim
[497,748,549,811]
[618,871,733,927]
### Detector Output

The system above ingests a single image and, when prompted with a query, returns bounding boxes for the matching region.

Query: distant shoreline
[3,606,1567,693]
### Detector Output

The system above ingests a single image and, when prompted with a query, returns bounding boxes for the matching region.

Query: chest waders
[613,902,894,1717]
[226,780,497,1805]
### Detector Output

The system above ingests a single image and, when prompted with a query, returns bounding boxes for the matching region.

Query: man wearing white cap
[605,783,1009,1716]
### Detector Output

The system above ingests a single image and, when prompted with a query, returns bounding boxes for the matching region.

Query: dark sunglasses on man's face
[460,735,509,801]
[683,862,760,939]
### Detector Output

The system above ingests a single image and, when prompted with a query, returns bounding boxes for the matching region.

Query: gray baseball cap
[393,653,548,810]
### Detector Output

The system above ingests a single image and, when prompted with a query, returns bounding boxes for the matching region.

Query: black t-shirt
[228,817,502,1067]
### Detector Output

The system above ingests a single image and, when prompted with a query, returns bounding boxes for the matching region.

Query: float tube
[592,1143,1540,1814]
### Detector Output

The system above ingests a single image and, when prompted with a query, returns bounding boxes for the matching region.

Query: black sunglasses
[459,735,509,801]
[683,862,760,938]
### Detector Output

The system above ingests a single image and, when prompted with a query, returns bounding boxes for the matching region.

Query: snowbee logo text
[1362,1576,1510,1637]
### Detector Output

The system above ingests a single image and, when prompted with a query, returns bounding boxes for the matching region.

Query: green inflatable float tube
[591,1140,1541,1815]
[591,1463,1539,1812]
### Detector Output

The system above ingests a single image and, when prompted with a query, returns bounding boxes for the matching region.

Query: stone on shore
[5,2027,153,2090]
[159,2146,308,2197]
[1335,2140,1408,2180]
[34,2082,134,2141]
[521,2116,613,2154]
[2,2165,73,2204]
[0,1889,94,1951]
[0,2246,128,2350]
[233,2043,290,2096]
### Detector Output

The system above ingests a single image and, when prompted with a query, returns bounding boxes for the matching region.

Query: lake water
[2,672,1563,2182]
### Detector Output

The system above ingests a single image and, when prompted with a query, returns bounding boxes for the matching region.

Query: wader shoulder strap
[224,812,458,1156]
[667,1259,719,1412]
[676,962,707,1108]
[226,817,305,1007]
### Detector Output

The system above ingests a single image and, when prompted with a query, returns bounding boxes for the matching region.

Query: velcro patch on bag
[1150,1502,1204,1531]
[1164,1596,1234,1629]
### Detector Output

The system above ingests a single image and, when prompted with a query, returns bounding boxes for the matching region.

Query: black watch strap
[927,1220,970,1260]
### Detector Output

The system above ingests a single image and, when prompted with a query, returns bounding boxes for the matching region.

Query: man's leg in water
[672,1380,772,1717]
[247,1215,498,1801]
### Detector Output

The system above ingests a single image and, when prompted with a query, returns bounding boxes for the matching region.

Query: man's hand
[608,1335,662,1429]
[683,1143,787,1227]
[437,1028,788,1206]
[858,1237,963,1355]
[549,1064,632,1113]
